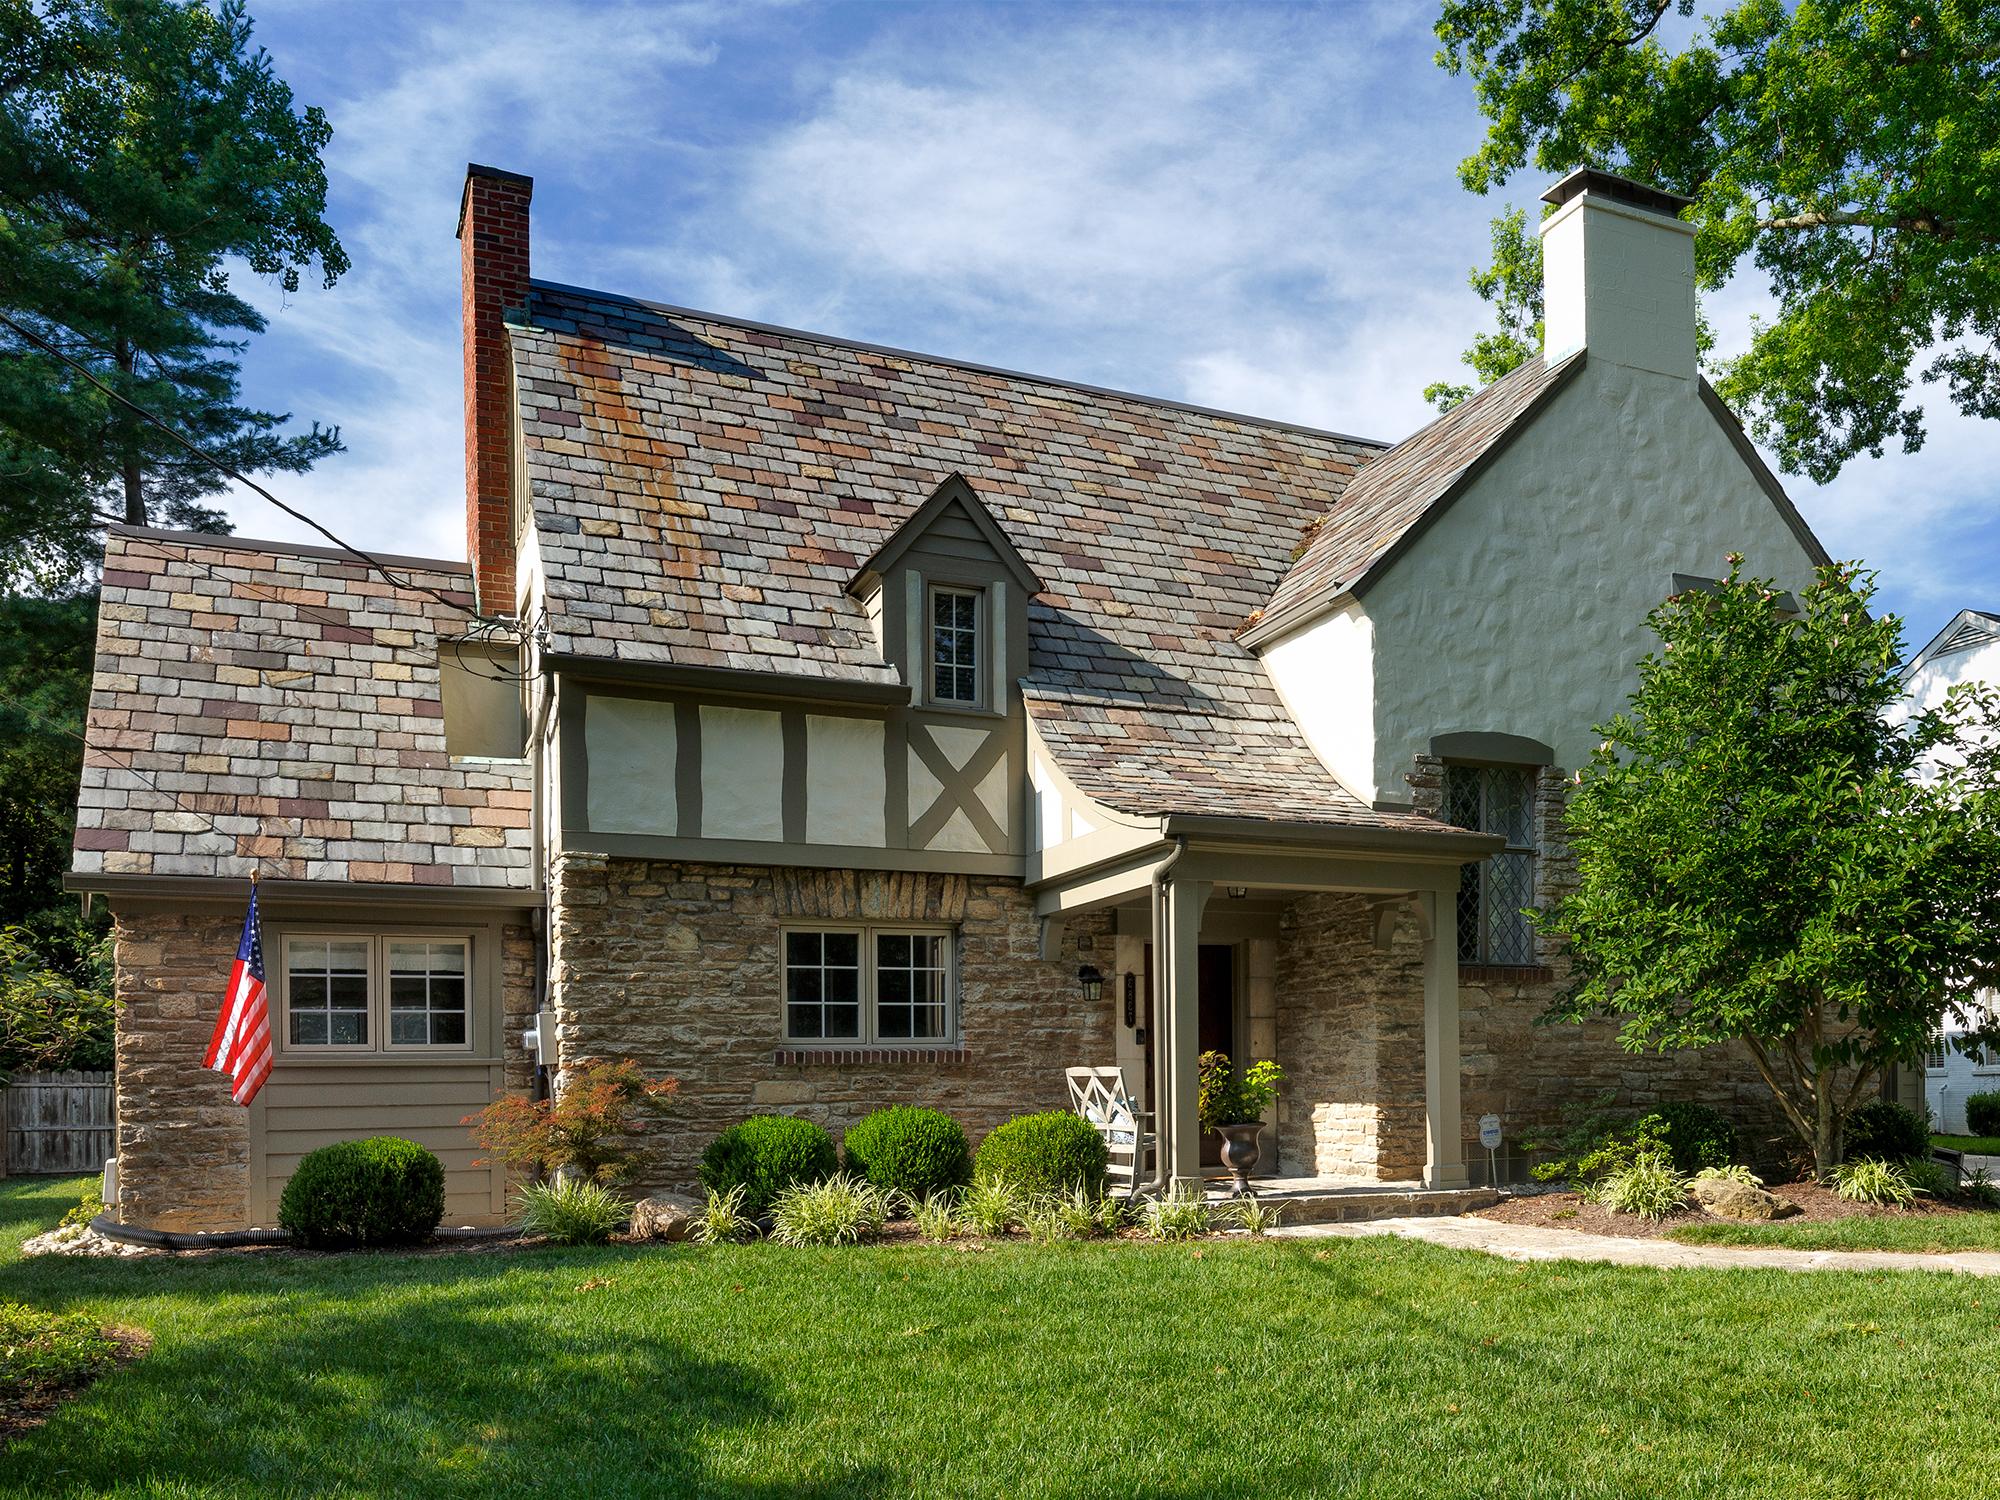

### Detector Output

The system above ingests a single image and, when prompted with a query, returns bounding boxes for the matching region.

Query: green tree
[1535,560,2000,1176]
[0,590,94,941]
[1430,0,2000,483]
[0,0,348,588]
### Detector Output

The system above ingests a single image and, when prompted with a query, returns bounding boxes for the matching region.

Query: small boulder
[1689,1177,1790,1221]
[629,1192,703,1242]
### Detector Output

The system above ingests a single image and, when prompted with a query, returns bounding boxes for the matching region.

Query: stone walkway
[1271,1214,2000,1276]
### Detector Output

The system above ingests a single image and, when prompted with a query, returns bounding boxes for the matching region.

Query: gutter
[1157,813,1502,861]
[64,872,545,908]
[541,652,909,708]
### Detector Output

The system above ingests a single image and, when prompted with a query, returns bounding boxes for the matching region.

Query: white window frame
[278,932,476,1057]
[780,924,958,1046]
[927,584,985,708]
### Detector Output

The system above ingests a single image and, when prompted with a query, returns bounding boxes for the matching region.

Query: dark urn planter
[1215,1122,1266,1195]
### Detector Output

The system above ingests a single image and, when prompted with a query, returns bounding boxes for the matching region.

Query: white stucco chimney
[1538,168,1697,381]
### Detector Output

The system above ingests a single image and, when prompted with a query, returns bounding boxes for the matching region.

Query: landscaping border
[88,1214,522,1252]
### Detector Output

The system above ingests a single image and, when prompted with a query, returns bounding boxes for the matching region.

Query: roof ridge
[526,278,1394,451]
[107,524,473,577]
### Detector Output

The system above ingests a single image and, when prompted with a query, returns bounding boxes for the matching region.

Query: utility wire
[1,309,495,625]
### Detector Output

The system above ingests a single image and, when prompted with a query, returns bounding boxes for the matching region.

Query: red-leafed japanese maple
[469,1059,678,1185]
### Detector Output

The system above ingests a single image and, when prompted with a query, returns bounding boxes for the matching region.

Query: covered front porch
[1033,810,1502,1196]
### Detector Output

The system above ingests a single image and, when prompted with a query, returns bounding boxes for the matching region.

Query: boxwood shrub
[1966,1092,2000,1138]
[1843,1098,1931,1163]
[841,1106,971,1200]
[972,1110,1107,1199]
[278,1136,446,1249]
[699,1115,837,1218]
[1648,1101,1738,1176]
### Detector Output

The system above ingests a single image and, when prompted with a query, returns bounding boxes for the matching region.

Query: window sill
[1458,964,1555,986]
[274,1052,501,1068]
[775,1047,971,1067]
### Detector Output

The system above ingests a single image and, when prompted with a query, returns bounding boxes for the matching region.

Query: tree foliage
[1431,0,2000,482]
[1535,560,2000,1174]
[0,590,95,935]
[0,0,347,587]
[0,922,112,1075]
[468,1060,679,1185]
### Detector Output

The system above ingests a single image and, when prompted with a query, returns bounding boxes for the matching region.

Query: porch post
[1421,888,1470,1188]
[1159,877,1212,1190]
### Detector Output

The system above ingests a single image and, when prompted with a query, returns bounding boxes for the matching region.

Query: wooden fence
[5,1070,114,1175]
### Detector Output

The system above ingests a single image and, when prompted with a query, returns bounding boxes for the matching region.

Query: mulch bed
[0,1327,149,1448]
[1477,1181,1977,1240]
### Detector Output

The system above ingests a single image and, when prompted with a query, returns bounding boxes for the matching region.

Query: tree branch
[1758,209,1995,243]
[1742,1034,1814,1144]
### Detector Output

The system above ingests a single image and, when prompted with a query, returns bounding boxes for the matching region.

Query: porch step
[1210,1183,1500,1226]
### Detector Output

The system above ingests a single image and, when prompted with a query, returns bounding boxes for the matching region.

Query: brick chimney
[457,163,533,615]
[1538,168,1697,381]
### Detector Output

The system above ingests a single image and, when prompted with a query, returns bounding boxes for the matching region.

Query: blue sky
[225,0,1997,652]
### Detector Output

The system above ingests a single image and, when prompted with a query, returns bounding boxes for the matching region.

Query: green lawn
[3,1176,1999,1498]
[1933,1133,2000,1156]
[1668,1212,2000,1253]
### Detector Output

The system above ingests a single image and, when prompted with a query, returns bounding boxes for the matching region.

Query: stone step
[1221,1186,1501,1226]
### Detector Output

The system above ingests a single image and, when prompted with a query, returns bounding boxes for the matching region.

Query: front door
[1142,943,1236,1166]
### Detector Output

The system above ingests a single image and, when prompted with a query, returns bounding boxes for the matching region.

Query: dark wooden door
[1141,944,1236,1166]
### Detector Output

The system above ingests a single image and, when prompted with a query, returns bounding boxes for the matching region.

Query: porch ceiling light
[1227,886,1249,900]
[1077,964,1105,1002]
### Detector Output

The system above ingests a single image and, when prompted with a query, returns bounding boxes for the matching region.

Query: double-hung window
[783,927,955,1044]
[1445,764,1538,967]
[282,934,472,1053]
[930,586,982,706]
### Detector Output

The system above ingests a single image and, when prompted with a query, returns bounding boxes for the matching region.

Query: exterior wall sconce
[1077,964,1105,1002]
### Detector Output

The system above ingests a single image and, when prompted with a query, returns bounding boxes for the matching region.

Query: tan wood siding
[253,1061,507,1226]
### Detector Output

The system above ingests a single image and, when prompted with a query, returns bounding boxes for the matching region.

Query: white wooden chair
[1066,1066,1153,1196]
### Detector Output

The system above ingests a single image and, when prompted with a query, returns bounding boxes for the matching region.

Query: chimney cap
[1541,167,1692,219]
[457,163,534,239]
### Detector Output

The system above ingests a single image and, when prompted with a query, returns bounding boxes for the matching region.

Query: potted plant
[1197,1051,1285,1194]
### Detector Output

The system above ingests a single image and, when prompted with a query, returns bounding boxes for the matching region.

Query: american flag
[203,886,273,1106]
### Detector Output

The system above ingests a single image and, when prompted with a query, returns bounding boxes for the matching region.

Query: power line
[1,308,494,625]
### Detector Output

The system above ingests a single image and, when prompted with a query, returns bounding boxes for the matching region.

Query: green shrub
[1649,1102,1738,1176]
[908,1189,958,1243]
[694,1186,757,1245]
[768,1174,889,1247]
[841,1107,971,1199]
[278,1137,445,1249]
[1222,1196,1285,1236]
[957,1176,1022,1237]
[699,1115,838,1218]
[1832,1157,1924,1207]
[1843,1099,1930,1163]
[1523,1094,1659,1191]
[1598,1153,1689,1221]
[1141,1183,1212,1241]
[515,1179,630,1245]
[1959,1166,2000,1208]
[972,1111,1108,1199]
[1903,1157,1955,1201]
[1966,1092,2000,1138]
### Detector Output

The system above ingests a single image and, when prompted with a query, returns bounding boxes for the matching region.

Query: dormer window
[930,585,982,706]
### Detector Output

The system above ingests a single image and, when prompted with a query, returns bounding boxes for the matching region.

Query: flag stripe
[210,889,273,1107]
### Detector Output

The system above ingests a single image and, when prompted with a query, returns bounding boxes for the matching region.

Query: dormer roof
[847,473,1044,598]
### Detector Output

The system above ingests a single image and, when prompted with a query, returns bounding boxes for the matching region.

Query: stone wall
[110,908,252,1231]
[546,855,1115,1194]
[1273,892,1428,1180]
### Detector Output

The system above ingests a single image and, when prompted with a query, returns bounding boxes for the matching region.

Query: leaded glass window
[1445,764,1537,966]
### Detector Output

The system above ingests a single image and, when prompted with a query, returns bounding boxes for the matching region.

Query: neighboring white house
[1903,611,2000,1133]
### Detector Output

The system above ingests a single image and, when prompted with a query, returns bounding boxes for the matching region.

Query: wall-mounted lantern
[1077,964,1105,1003]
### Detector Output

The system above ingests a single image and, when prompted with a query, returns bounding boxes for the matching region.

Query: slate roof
[71,529,534,888]
[1250,353,1584,644]
[514,282,1454,831]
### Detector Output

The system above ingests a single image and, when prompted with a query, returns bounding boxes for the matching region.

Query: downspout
[1148,834,1187,1191]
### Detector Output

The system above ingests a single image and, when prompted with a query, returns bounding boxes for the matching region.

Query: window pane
[826,966,859,1005]
[430,976,466,1013]
[787,1003,822,1039]
[787,931,820,967]
[1444,766,1481,830]
[389,976,428,1011]
[879,1006,911,1039]
[1484,852,1535,965]
[391,1012,427,1046]
[327,939,369,971]
[1491,768,1534,847]
[290,974,327,1010]
[1455,866,1480,963]
[330,1011,367,1046]
[288,936,371,1047]
[291,1011,327,1046]
[878,934,909,967]
[432,1013,466,1046]
[787,967,822,1004]
[825,1004,861,1039]
[825,932,859,967]
[330,976,368,1010]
